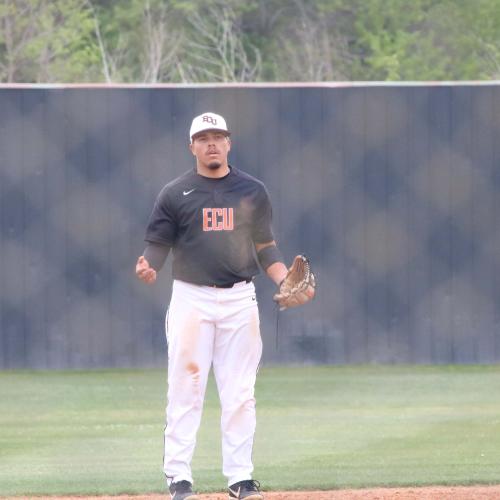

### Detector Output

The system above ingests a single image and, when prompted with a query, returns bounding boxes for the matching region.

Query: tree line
[1,0,499,83]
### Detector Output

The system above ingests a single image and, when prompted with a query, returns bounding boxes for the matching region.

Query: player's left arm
[252,188,315,308]
[255,241,288,286]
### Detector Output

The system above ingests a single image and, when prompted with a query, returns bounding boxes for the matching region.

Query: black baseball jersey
[145,166,275,286]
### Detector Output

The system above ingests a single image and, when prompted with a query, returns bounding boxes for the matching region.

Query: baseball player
[135,112,314,500]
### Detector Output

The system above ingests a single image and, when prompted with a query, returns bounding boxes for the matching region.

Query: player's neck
[196,162,230,179]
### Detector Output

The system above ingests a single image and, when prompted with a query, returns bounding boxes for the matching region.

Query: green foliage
[0,0,101,82]
[436,0,500,79]
[2,0,500,82]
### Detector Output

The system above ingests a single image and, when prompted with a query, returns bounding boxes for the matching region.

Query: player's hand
[135,256,157,284]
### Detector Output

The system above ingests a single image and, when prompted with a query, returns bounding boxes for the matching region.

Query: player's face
[190,131,231,171]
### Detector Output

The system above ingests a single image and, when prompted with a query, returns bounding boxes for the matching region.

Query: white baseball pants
[163,279,262,487]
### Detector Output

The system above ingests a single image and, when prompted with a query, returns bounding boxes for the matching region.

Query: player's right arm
[138,184,177,285]
[136,255,156,284]
[135,242,171,285]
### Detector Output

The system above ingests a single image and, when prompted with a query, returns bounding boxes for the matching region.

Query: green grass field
[1,365,500,497]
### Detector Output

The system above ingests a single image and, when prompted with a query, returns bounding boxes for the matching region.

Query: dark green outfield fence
[1,83,499,368]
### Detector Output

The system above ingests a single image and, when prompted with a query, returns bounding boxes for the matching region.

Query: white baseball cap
[189,112,230,142]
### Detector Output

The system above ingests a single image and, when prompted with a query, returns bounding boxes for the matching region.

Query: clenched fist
[135,255,157,284]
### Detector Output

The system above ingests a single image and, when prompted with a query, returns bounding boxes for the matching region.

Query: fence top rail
[1,81,500,90]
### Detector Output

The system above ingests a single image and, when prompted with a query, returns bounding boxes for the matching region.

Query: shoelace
[275,303,281,350]
[248,479,261,490]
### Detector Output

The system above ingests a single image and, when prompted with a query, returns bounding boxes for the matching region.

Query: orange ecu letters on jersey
[203,208,234,231]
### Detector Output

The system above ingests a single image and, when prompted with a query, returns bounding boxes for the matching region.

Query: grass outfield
[1,365,500,496]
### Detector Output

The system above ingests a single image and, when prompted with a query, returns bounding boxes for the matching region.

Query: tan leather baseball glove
[273,255,316,311]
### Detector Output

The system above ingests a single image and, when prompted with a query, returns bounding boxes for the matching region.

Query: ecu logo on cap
[202,115,217,125]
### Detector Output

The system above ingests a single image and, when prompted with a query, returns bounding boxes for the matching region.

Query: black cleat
[169,480,200,500]
[228,479,263,499]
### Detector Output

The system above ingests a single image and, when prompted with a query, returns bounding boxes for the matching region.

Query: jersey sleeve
[144,188,177,245]
[251,185,275,244]
[143,242,171,271]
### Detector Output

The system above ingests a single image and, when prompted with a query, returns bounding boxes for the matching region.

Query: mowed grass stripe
[0,366,499,496]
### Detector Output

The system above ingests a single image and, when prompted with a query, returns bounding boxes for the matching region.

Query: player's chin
[207,160,222,169]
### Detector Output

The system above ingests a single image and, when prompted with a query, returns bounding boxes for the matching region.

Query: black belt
[210,278,252,289]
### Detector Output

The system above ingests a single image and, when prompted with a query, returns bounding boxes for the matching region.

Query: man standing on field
[136,112,314,500]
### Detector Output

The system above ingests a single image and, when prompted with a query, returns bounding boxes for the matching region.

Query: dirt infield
[32,485,500,499]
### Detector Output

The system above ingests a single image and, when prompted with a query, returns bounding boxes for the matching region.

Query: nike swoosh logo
[183,189,196,196]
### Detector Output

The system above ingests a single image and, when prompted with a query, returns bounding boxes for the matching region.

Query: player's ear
[226,137,231,151]
[189,141,196,156]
